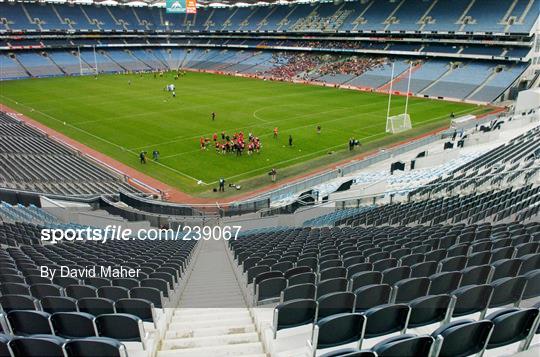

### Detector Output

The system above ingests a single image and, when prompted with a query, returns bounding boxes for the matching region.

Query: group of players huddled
[200,130,262,156]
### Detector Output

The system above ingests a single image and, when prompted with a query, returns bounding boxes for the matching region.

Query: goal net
[386,114,412,134]
[79,66,97,76]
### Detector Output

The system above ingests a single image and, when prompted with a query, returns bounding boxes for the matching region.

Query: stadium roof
[42,0,321,7]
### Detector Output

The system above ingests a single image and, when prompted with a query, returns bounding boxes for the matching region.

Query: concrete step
[180,290,243,298]
[177,301,246,309]
[184,280,239,287]
[174,307,237,314]
[169,316,253,330]
[161,332,259,349]
[165,324,256,339]
[173,309,250,320]
[171,311,250,323]
[157,342,264,357]
[158,239,265,357]
[179,297,245,305]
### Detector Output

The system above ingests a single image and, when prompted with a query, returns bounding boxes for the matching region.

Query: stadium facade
[0,0,539,103]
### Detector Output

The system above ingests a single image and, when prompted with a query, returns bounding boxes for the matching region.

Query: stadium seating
[230,221,539,354]
[0,111,138,196]
[0,0,537,34]
[2,47,526,101]
[0,0,535,103]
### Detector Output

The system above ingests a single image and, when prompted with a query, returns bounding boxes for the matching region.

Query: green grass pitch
[0,71,489,197]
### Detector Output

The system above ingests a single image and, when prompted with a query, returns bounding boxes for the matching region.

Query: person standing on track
[288,135,293,147]
[219,178,225,192]
[211,112,216,121]
[269,168,277,182]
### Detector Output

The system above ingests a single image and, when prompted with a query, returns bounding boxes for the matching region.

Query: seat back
[381,266,411,286]
[65,285,97,299]
[40,296,78,313]
[438,256,467,273]
[51,311,97,338]
[7,310,52,336]
[491,258,522,280]
[312,313,366,353]
[84,277,112,289]
[320,267,347,282]
[317,291,355,321]
[451,284,493,318]
[141,278,169,298]
[9,335,66,357]
[522,267,540,299]
[0,282,30,296]
[346,263,373,279]
[115,298,154,322]
[363,304,410,340]
[253,271,283,287]
[431,319,493,357]
[519,253,540,274]
[316,278,348,299]
[354,284,391,312]
[273,299,317,338]
[256,277,287,304]
[410,261,437,278]
[392,277,430,304]
[489,276,527,308]
[280,283,316,303]
[372,334,434,357]
[65,337,127,357]
[95,313,143,342]
[112,278,140,290]
[78,297,115,316]
[287,272,316,286]
[130,287,163,308]
[349,271,382,292]
[30,283,63,299]
[97,286,130,302]
[0,294,38,312]
[408,295,452,328]
[429,272,462,295]
[486,308,540,350]
[460,265,493,286]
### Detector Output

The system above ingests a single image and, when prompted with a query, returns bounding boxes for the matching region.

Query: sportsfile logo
[40,225,241,243]
[166,0,196,14]
[171,1,184,9]
[166,0,185,13]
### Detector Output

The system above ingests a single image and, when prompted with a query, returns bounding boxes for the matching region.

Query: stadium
[0,0,539,355]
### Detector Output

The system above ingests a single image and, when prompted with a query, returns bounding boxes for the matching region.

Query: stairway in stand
[158,238,266,357]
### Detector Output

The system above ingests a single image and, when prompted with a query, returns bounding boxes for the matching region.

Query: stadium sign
[166,0,197,13]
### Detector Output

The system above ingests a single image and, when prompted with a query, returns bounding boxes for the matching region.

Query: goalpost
[78,46,99,76]
[385,62,413,134]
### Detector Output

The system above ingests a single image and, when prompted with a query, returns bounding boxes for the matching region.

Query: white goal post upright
[78,46,83,76]
[404,62,412,117]
[93,45,99,75]
[386,62,395,122]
